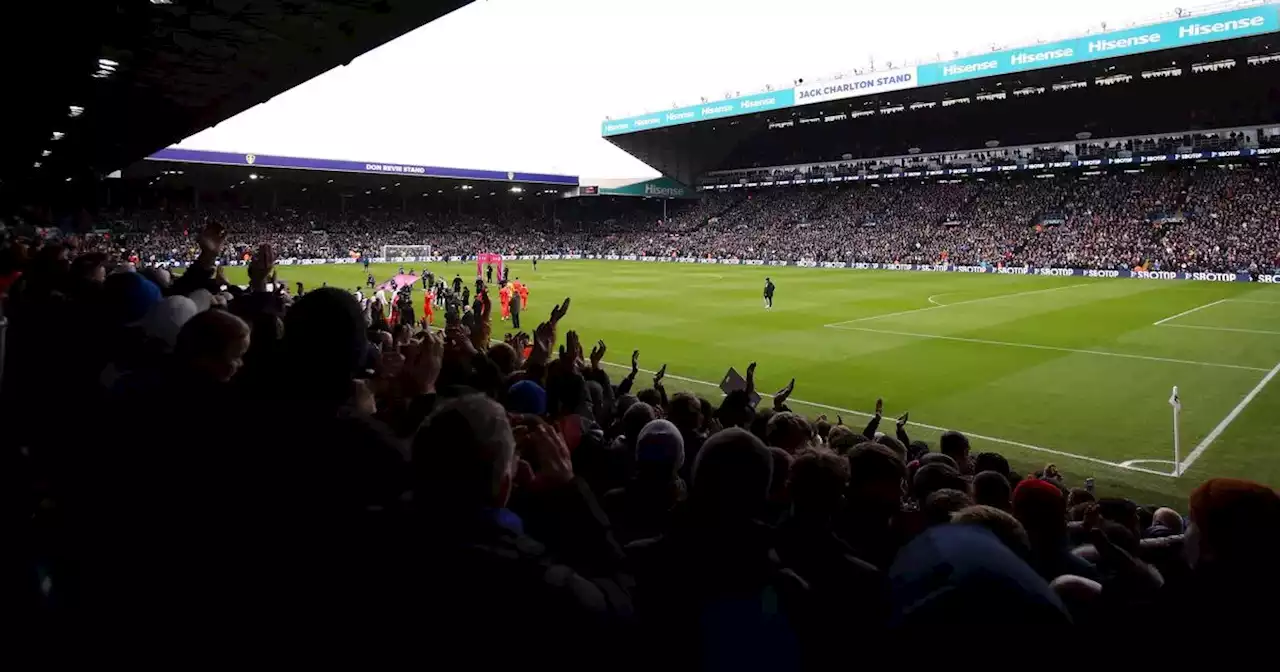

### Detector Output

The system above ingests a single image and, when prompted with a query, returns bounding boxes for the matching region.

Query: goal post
[381,244,432,260]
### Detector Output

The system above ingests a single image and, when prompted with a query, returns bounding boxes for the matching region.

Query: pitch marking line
[823,324,1268,372]
[1152,299,1230,327]
[1160,324,1280,336]
[1224,299,1280,305]
[824,283,1092,327]
[600,362,1174,478]
[1120,459,1176,468]
[1178,361,1280,474]
[927,293,951,306]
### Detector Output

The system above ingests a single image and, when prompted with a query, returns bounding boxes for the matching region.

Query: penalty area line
[823,324,1268,372]
[600,361,1174,478]
[825,282,1092,327]
[1152,299,1230,327]
[1158,324,1280,336]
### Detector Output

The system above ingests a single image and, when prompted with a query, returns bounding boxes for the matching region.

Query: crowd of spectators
[7,166,1271,292]
[80,164,1280,274]
[3,222,1279,651]
[703,131,1259,186]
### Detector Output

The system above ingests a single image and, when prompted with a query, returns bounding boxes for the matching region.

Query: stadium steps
[690,194,750,232]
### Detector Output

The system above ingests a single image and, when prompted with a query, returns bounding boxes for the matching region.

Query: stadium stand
[4,159,1280,645]
[79,162,1280,273]
[5,0,1280,654]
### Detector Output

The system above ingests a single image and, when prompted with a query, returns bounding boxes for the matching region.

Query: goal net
[381,244,432,261]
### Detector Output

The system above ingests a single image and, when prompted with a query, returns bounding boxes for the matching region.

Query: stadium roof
[601,2,1279,137]
[604,2,1280,184]
[3,0,473,193]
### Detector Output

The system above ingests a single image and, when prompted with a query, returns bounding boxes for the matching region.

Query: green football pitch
[214,259,1280,505]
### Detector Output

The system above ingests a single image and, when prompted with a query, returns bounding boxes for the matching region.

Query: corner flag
[1169,386,1182,477]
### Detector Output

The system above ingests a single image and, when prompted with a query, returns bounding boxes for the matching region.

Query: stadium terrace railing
[701,126,1277,185]
[166,254,1280,284]
[699,147,1280,190]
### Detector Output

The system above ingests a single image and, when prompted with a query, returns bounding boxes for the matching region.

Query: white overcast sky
[174,0,1188,180]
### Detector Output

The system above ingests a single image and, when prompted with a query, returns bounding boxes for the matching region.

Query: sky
[172,0,1193,180]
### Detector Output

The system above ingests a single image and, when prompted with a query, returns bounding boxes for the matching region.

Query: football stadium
[3,0,1280,640]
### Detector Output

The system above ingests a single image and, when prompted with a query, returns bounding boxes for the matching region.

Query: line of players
[355,262,531,329]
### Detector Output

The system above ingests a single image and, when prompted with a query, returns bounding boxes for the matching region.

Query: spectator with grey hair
[414,396,632,668]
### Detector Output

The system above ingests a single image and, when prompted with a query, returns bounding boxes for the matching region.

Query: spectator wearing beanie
[101,271,163,327]
[506,380,547,416]
[1013,479,1099,582]
[141,295,201,353]
[603,419,686,544]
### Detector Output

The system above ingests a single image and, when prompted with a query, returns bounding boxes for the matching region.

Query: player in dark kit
[486,264,494,284]
[396,285,416,326]
[366,273,376,289]
[453,274,463,294]
[763,277,775,310]
[509,284,522,329]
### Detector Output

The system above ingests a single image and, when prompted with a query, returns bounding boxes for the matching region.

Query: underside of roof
[3,0,472,198]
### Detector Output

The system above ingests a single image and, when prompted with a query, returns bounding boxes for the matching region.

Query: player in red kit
[424,288,436,325]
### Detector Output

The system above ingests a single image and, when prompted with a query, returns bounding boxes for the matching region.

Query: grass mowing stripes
[211,260,1280,506]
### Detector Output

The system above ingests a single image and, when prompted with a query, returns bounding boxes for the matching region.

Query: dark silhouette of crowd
[3,219,1279,657]
[88,163,1280,274]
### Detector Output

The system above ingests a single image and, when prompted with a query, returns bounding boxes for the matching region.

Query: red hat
[1189,478,1280,559]
[1012,479,1065,516]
